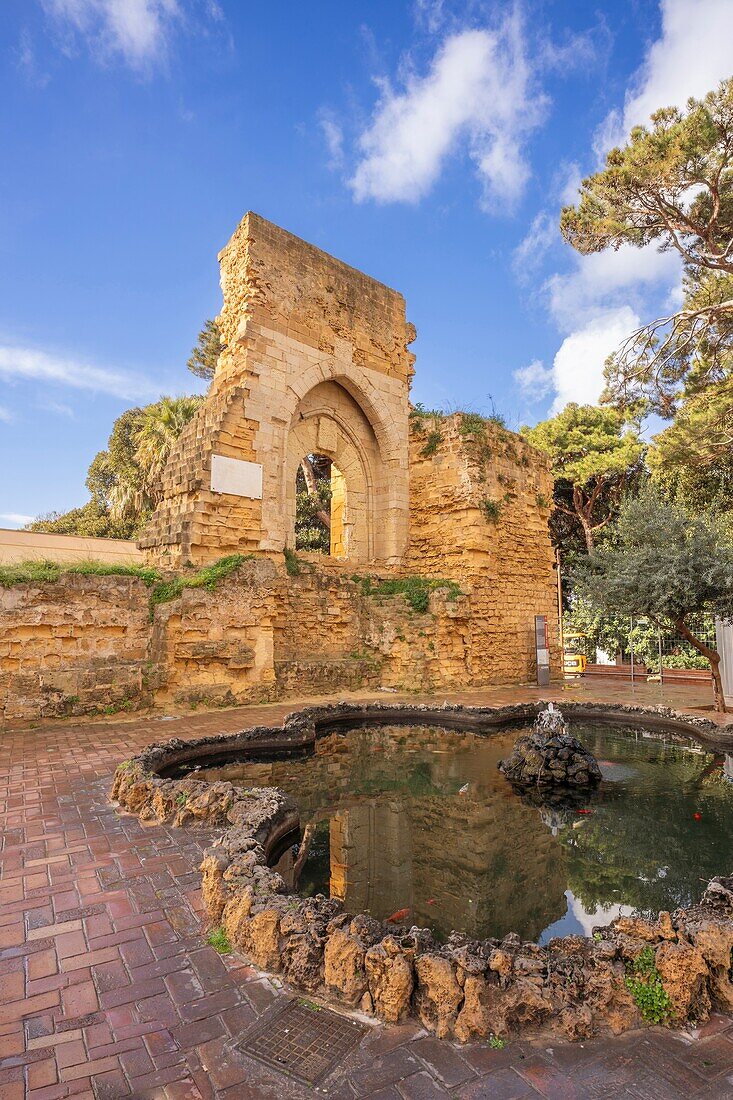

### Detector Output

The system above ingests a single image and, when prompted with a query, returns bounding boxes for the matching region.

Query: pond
[187,722,733,944]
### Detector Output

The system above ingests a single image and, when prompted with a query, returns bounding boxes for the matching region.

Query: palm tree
[132,395,204,513]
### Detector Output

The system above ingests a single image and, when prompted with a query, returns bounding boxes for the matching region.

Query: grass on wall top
[0,554,251,617]
[0,559,162,587]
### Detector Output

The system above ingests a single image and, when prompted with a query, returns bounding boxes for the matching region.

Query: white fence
[715,619,733,707]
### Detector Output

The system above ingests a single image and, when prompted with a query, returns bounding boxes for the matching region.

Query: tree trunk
[579,516,595,552]
[709,652,727,714]
[674,617,727,713]
[291,821,316,888]
[299,456,331,530]
[572,483,596,552]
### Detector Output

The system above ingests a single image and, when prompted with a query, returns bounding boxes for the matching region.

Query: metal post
[658,628,663,685]
[556,549,564,676]
[630,617,635,685]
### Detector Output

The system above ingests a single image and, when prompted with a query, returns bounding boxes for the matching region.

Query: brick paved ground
[2,681,733,1099]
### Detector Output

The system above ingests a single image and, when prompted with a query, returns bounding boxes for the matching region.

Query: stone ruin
[0,214,563,723]
[499,703,602,788]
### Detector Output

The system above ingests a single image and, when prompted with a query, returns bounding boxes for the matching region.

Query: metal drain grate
[238,999,367,1085]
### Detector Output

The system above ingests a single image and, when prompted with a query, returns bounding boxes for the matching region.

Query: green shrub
[480,498,502,523]
[409,403,445,430]
[357,574,462,614]
[149,554,248,612]
[420,429,443,457]
[283,547,304,576]
[658,653,711,671]
[624,946,672,1024]
[458,412,487,437]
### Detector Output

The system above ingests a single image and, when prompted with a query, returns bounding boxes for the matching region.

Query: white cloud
[550,307,640,413]
[513,359,554,401]
[598,0,733,153]
[0,345,160,400]
[41,399,76,417]
[546,243,680,333]
[413,0,446,35]
[512,211,558,282]
[16,28,52,87]
[42,0,184,70]
[318,109,344,170]
[539,26,605,74]
[0,513,35,528]
[350,17,547,211]
[665,281,685,311]
[557,161,582,207]
[0,405,12,423]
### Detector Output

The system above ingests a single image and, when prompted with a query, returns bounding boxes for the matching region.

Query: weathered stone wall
[0,417,559,722]
[406,414,559,683]
[0,575,151,722]
[0,560,474,723]
[140,213,414,567]
[271,564,474,695]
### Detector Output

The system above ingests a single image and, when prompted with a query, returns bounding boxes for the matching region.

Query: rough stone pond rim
[151,699,733,776]
[110,700,733,1045]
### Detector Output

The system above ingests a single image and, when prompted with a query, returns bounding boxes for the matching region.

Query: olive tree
[573,488,733,711]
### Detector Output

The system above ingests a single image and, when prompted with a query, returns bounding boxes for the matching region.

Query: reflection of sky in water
[597,761,638,783]
[539,890,635,944]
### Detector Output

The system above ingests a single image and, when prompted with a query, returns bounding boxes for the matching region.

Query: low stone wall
[110,702,733,1045]
[0,556,511,724]
[0,573,152,721]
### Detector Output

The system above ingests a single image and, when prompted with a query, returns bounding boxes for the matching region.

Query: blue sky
[1,0,731,526]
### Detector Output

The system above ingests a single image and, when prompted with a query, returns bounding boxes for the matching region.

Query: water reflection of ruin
[218,726,570,941]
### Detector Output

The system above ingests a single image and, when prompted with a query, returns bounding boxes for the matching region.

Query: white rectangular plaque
[210,454,263,500]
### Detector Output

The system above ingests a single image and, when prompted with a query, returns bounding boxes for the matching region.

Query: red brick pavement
[2,684,733,1099]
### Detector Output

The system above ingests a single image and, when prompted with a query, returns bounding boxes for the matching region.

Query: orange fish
[693,812,702,821]
[427,898,436,905]
[386,907,411,923]
[577,809,593,815]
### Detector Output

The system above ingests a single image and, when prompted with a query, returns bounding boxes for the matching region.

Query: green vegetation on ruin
[0,558,162,588]
[283,546,306,576]
[353,573,463,614]
[479,497,502,523]
[624,947,672,1024]
[420,429,443,457]
[148,554,250,612]
[0,554,251,622]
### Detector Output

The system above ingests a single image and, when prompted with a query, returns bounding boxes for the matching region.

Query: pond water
[191,722,733,943]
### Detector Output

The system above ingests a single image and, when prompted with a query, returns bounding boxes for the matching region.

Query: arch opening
[294,453,349,559]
